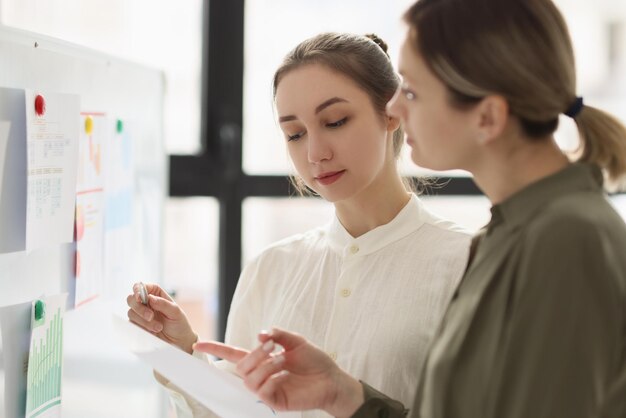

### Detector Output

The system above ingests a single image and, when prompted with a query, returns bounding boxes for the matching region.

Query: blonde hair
[404,0,626,188]
[273,32,408,195]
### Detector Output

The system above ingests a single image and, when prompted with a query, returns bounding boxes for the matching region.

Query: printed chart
[26,294,66,418]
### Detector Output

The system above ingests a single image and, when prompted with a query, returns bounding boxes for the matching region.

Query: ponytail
[574,105,626,190]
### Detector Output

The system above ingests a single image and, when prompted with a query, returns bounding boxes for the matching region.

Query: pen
[139,282,148,305]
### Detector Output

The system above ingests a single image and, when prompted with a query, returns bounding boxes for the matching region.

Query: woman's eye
[402,88,416,101]
[287,132,304,141]
[326,117,348,128]
[399,82,417,101]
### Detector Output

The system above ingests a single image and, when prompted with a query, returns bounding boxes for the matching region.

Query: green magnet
[34,300,46,321]
[116,119,124,134]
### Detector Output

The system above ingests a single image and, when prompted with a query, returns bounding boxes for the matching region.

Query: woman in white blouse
[126,32,470,417]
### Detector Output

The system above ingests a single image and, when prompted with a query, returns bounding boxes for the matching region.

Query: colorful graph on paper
[75,113,106,307]
[25,294,66,418]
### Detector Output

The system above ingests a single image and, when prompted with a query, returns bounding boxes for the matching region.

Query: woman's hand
[194,328,364,418]
[126,283,198,354]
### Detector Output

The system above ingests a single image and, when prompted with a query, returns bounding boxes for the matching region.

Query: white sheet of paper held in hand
[112,315,300,418]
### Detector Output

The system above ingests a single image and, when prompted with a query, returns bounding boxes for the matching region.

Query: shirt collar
[488,163,604,232]
[325,194,427,257]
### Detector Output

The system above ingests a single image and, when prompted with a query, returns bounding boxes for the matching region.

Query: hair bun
[365,33,389,57]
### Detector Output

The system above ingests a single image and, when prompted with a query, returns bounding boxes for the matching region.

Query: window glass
[612,194,626,220]
[164,197,219,341]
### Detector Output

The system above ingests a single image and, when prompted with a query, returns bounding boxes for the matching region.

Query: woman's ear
[476,95,509,145]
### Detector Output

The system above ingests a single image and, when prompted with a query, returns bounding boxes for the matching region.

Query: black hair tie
[564,96,584,118]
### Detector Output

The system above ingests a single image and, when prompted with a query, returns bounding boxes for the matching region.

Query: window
[164,197,219,341]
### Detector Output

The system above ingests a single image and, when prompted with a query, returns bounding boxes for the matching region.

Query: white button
[328,352,337,361]
[340,288,351,297]
[349,245,359,254]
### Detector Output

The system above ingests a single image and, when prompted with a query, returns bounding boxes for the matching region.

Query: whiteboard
[0,24,168,417]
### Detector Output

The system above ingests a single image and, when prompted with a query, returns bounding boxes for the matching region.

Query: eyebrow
[278,97,349,123]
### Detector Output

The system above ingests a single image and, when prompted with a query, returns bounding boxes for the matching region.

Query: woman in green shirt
[195,0,626,417]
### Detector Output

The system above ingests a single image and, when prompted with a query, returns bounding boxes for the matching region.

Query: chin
[316,188,356,204]
[316,191,342,203]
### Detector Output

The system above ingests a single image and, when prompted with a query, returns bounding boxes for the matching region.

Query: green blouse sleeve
[351,381,409,418]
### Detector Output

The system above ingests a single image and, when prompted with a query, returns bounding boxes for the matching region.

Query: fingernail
[144,310,153,321]
[272,354,285,365]
[262,340,274,353]
[192,343,197,351]
[153,323,162,333]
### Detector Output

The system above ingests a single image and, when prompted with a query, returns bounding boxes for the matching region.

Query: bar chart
[26,306,63,418]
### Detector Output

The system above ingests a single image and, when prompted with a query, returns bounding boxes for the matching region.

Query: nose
[386,88,403,120]
[307,131,332,164]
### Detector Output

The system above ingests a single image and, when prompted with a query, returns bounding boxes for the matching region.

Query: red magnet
[34,94,46,116]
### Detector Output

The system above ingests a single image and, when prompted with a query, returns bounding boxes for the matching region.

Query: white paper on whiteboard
[0,300,32,418]
[112,315,300,418]
[24,90,79,250]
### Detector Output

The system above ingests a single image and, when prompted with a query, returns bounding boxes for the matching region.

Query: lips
[315,170,346,186]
